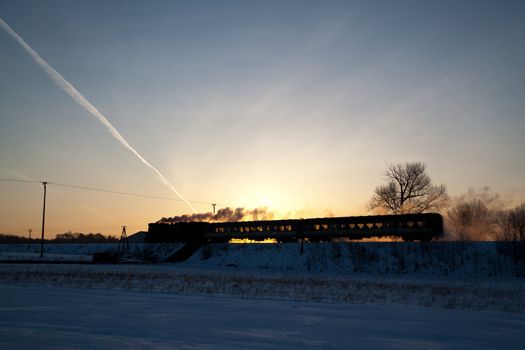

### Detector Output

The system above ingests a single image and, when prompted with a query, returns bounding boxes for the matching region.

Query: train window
[322,224,328,230]
[314,224,320,231]
[215,228,219,233]
[257,226,263,232]
[407,221,414,228]
[349,224,355,229]
[417,221,425,227]
[375,223,383,228]
[366,223,373,229]
[266,226,270,232]
[286,225,292,231]
[357,224,364,229]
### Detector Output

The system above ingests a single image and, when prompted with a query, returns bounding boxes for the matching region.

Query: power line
[49,181,214,205]
[0,178,217,206]
[0,178,41,184]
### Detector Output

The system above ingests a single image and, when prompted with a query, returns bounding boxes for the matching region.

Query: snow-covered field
[1,262,524,313]
[1,242,523,277]
[1,242,525,348]
[0,243,123,262]
[1,285,524,350]
[1,242,524,313]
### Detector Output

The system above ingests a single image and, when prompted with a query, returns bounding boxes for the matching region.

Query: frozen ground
[1,242,524,313]
[1,285,524,350]
[2,243,524,348]
[1,242,523,279]
[1,263,524,313]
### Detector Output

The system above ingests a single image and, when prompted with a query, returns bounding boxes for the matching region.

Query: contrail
[0,17,196,213]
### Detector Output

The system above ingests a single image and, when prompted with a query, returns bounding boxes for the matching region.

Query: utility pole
[40,181,47,258]
[27,228,32,249]
[212,203,216,215]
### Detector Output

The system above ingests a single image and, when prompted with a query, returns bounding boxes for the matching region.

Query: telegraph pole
[40,181,47,258]
[27,228,32,249]
[212,203,216,215]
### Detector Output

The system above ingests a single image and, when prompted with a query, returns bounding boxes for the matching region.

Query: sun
[242,187,280,210]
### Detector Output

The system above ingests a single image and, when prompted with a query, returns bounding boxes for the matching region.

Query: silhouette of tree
[369,162,448,214]
[447,199,492,240]
[503,204,525,262]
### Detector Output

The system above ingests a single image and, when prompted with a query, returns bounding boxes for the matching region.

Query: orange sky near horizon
[1,1,525,237]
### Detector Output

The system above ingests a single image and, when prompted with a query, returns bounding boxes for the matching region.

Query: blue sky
[1,0,524,236]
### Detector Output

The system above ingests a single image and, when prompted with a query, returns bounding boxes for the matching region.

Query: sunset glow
[1,1,524,237]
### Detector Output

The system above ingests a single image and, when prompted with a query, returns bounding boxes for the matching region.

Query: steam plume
[158,207,274,223]
[452,186,514,210]
[0,17,196,213]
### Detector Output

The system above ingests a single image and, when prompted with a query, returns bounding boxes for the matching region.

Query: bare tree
[505,204,525,262]
[446,187,517,241]
[506,204,525,241]
[492,204,525,263]
[447,199,492,241]
[368,162,448,214]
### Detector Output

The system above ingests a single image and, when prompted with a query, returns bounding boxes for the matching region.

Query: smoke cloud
[0,17,196,213]
[158,207,274,223]
[452,186,514,211]
[446,186,518,241]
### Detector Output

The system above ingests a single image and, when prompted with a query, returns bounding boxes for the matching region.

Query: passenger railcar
[146,213,443,243]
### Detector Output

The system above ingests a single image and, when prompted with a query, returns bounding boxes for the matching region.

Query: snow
[0,243,118,261]
[1,242,525,313]
[184,241,523,278]
[1,242,525,347]
[1,262,524,313]
[2,242,523,280]
[0,243,182,262]
[1,285,524,350]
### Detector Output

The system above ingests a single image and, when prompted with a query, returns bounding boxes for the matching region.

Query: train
[145,213,444,243]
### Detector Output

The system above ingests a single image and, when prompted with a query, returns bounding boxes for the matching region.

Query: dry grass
[1,264,524,313]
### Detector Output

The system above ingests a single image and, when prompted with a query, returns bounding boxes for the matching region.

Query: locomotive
[146,213,444,243]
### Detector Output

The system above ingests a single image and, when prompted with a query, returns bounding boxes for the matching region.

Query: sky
[1,0,524,237]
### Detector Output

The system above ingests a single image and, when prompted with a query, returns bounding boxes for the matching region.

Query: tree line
[0,231,119,244]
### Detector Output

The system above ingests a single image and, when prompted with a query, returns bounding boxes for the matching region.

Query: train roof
[153,213,443,226]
